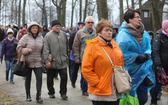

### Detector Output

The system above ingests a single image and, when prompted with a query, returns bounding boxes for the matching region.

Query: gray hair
[85,16,94,22]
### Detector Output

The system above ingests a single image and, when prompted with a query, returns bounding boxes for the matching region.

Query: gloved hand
[135,54,149,64]
[156,66,162,72]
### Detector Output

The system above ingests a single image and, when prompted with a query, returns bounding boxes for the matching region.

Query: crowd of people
[0,8,168,105]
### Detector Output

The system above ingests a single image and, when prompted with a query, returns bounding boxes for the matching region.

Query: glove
[135,54,149,64]
[156,66,162,72]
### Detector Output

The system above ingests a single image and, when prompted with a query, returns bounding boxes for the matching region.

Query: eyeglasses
[86,22,94,24]
[134,16,141,19]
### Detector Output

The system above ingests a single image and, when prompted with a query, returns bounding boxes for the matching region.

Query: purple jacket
[0,37,18,60]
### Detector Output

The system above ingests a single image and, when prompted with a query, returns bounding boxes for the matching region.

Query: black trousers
[47,68,67,96]
[92,100,119,105]
[25,67,43,93]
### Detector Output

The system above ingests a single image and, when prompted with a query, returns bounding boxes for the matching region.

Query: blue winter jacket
[116,22,155,97]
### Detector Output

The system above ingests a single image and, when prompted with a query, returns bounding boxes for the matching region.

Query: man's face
[129,12,142,28]
[78,24,85,30]
[52,25,61,32]
[85,18,94,29]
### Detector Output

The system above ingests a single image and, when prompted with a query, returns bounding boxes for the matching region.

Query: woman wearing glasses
[116,9,155,105]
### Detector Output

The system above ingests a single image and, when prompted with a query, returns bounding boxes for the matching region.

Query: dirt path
[0,62,168,105]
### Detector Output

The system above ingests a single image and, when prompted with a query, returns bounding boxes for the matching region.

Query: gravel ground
[0,62,168,105]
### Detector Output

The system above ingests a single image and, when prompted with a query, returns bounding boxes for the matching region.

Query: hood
[7,28,14,34]
[27,21,42,33]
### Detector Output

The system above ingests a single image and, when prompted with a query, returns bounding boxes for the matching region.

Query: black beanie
[51,19,61,27]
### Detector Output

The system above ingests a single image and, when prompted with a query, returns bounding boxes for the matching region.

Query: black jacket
[69,30,77,50]
[153,29,168,69]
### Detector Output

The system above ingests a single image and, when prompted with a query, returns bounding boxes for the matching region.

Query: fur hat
[162,20,168,31]
[51,19,61,27]
[7,28,14,35]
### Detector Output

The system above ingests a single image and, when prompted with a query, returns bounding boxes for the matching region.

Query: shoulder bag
[101,46,132,94]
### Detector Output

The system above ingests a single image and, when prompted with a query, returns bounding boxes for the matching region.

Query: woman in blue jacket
[116,9,155,105]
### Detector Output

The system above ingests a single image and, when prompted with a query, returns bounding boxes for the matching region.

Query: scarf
[8,37,14,42]
[162,29,168,37]
[98,36,113,48]
[126,22,144,44]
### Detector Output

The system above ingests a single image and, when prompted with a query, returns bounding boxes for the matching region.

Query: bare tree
[96,0,108,20]
[10,0,14,23]
[119,0,124,25]
[126,0,129,9]
[83,0,88,22]
[70,0,77,28]
[35,0,48,26]
[138,0,142,17]
[52,0,67,27]
[22,0,27,26]
[79,0,82,21]
[150,0,162,33]
[18,0,21,27]
[131,0,134,9]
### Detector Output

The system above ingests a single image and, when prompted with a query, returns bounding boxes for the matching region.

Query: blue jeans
[81,73,88,93]
[137,84,148,105]
[5,60,14,81]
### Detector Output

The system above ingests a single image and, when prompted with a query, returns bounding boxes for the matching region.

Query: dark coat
[152,29,168,69]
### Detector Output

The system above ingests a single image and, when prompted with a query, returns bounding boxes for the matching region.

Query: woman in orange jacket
[82,19,124,105]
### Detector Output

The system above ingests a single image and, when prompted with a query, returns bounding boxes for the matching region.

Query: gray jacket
[17,33,43,68]
[42,30,68,69]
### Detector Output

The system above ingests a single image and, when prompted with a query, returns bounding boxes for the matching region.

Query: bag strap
[16,48,26,64]
[100,46,114,66]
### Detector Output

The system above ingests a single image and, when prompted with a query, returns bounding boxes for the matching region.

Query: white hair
[85,16,94,22]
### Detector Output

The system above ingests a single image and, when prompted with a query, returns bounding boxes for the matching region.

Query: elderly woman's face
[99,27,113,41]
[30,25,39,35]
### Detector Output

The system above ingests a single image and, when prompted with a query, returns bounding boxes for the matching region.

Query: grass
[0,89,17,105]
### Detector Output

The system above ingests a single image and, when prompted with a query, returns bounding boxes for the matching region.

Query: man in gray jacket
[42,19,68,100]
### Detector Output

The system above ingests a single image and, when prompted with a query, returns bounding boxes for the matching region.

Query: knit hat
[7,28,14,35]
[162,20,168,31]
[51,19,61,27]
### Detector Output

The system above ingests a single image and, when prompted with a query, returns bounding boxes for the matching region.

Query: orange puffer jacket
[82,37,124,95]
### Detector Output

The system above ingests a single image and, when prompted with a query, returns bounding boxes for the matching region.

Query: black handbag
[42,64,47,74]
[12,52,28,76]
[143,77,154,86]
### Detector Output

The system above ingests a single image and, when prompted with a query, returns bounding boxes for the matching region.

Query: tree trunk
[52,0,67,27]
[131,0,134,9]
[126,0,129,9]
[96,0,108,20]
[11,0,14,23]
[22,0,27,25]
[61,0,66,27]
[71,0,77,28]
[119,0,123,25]
[43,0,48,26]
[79,0,82,22]
[83,0,88,22]
[139,0,142,17]
[151,0,161,33]
[18,0,21,27]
